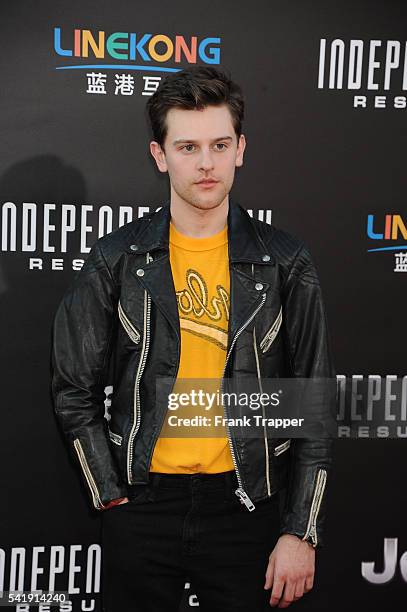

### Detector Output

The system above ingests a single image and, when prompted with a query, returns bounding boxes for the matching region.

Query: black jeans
[101,470,281,612]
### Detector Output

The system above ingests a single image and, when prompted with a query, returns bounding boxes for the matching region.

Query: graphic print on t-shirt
[176,267,229,351]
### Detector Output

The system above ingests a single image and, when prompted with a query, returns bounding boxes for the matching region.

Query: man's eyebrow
[172,136,234,146]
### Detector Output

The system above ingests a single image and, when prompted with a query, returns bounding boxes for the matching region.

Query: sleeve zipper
[73,438,104,510]
[302,467,327,547]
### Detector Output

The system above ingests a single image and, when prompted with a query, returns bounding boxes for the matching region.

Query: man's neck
[169,195,229,238]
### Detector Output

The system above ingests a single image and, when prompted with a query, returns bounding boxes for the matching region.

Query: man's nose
[198,148,215,171]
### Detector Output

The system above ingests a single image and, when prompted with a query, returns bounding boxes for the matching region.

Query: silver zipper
[259,306,282,353]
[118,300,141,344]
[274,439,291,456]
[73,438,104,509]
[302,468,327,547]
[220,291,267,511]
[127,252,153,484]
[251,263,271,498]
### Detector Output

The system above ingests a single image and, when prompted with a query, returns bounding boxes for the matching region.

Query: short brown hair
[146,66,245,150]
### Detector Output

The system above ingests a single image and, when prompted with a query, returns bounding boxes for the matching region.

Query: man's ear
[150,141,168,173]
[235,134,246,168]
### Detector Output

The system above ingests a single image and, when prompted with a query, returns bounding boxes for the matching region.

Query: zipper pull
[235,487,256,511]
[306,524,318,548]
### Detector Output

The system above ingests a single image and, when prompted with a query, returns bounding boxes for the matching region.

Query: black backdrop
[1,1,407,610]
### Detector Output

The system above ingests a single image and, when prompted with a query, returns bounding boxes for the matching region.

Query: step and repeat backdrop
[1,1,406,610]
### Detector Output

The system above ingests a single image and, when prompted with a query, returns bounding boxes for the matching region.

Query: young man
[51,66,335,611]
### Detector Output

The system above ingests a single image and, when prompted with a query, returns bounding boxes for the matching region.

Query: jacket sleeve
[279,242,336,548]
[50,240,129,510]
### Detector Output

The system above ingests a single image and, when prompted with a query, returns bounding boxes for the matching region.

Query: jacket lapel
[228,265,269,346]
[133,252,181,340]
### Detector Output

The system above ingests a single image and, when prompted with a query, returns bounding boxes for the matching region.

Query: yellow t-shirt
[149,220,235,473]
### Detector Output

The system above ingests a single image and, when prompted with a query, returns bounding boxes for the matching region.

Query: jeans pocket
[127,485,154,504]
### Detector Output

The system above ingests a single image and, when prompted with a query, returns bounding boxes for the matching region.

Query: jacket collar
[126,198,275,265]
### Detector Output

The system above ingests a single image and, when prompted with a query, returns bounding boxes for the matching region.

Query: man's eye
[182,144,195,152]
[215,143,227,150]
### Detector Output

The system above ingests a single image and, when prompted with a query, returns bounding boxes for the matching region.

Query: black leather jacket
[51,200,336,548]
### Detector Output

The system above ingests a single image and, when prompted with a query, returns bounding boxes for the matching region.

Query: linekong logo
[54,27,221,68]
[367,214,407,253]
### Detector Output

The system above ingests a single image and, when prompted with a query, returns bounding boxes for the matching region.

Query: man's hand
[264,534,315,608]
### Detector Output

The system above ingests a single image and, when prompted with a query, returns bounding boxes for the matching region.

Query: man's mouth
[195,179,219,187]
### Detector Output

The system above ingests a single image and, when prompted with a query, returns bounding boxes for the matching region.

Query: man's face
[150,104,246,211]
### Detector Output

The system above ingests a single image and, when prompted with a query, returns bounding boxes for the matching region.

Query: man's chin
[191,200,220,210]
[186,191,228,211]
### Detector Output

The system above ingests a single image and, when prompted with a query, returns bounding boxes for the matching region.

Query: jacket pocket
[118,300,141,344]
[260,306,282,353]
[73,438,104,509]
[274,439,291,456]
[108,427,123,446]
